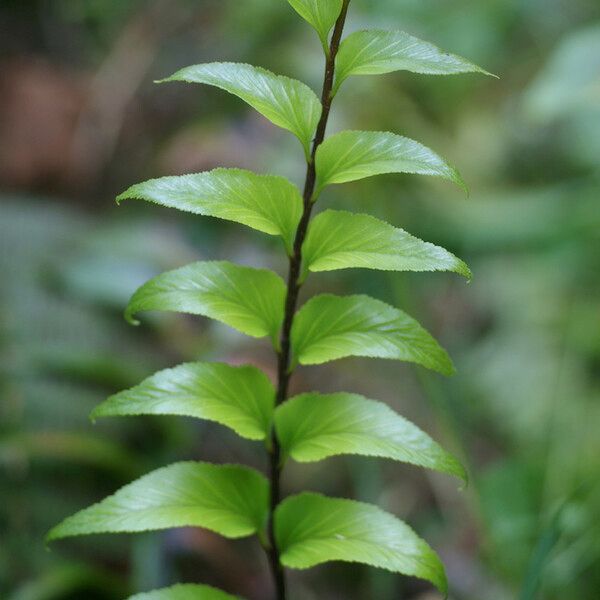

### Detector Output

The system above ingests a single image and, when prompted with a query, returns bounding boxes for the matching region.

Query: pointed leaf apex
[124,308,140,326]
[451,166,469,195]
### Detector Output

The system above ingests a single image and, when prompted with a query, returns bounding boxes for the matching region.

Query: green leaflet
[125,261,285,344]
[275,392,466,480]
[92,362,275,441]
[275,492,447,594]
[47,462,268,542]
[302,209,471,279]
[335,29,493,92]
[287,0,343,51]
[291,294,454,374]
[315,130,465,192]
[117,169,303,254]
[129,584,238,600]
[159,62,321,156]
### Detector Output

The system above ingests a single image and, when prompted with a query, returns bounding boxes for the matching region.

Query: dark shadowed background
[1,1,599,599]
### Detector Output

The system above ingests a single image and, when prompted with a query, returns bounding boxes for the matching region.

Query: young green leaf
[291,294,454,375]
[335,29,494,92]
[129,584,239,600]
[125,261,285,343]
[315,130,465,192]
[287,0,343,51]
[92,362,275,441]
[275,392,466,480]
[117,169,302,254]
[47,462,269,541]
[159,63,321,155]
[302,209,471,279]
[275,492,447,594]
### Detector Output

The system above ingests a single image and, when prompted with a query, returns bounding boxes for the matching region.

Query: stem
[265,2,351,599]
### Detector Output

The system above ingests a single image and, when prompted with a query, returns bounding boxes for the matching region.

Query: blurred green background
[1,1,599,599]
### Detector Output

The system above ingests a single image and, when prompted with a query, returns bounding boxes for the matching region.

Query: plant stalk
[265,2,351,599]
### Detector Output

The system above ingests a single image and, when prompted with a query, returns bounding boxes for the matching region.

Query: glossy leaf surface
[287,0,343,49]
[117,169,302,253]
[48,462,269,541]
[129,584,238,600]
[315,130,465,192]
[160,63,321,154]
[275,392,466,480]
[335,29,492,91]
[92,362,275,441]
[291,294,454,375]
[275,492,447,593]
[302,209,471,279]
[125,261,286,343]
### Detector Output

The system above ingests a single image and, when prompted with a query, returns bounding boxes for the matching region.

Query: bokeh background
[1,1,599,599]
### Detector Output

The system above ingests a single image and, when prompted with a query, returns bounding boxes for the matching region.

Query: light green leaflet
[117,169,303,254]
[335,29,493,93]
[92,363,275,441]
[291,294,454,375]
[129,584,238,600]
[125,261,285,344]
[275,492,447,594]
[286,0,343,51]
[159,62,321,156]
[275,392,466,480]
[47,462,269,541]
[315,130,465,192]
[302,209,471,279]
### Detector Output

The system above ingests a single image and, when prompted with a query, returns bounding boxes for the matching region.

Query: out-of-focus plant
[47,1,491,598]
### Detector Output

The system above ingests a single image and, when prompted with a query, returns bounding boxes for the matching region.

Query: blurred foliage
[1,0,599,599]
